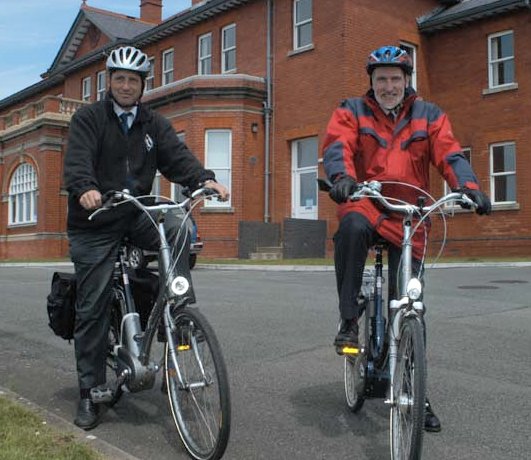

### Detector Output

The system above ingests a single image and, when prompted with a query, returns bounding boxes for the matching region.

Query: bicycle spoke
[165,308,230,460]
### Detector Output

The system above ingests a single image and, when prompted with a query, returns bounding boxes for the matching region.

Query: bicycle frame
[89,189,212,393]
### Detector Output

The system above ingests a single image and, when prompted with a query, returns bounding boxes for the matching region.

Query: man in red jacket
[322,45,491,432]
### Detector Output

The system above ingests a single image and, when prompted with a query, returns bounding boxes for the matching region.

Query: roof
[418,0,531,32]
[0,0,250,109]
[47,5,154,74]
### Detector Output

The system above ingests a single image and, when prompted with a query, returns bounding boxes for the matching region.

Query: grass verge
[0,395,102,460]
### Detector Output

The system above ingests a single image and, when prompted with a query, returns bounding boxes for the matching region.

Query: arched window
[8,163,38,225]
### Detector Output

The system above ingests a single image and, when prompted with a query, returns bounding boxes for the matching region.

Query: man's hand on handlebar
[329,175,358,204]
[79,189,103,210]
[203,180,230,202]
[460,188,491,215]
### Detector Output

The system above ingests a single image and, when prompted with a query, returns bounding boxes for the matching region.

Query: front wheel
[390,316,426,460]
[165,307,231,460]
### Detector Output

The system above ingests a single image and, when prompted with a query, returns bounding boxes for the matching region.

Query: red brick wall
[1,1,530,261]
[425,11,531,257]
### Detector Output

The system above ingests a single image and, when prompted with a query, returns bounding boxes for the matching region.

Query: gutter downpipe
[263,0,273,223]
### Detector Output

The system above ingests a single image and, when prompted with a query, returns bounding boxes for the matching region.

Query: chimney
[192,0,206,5]
[140,0,162,24]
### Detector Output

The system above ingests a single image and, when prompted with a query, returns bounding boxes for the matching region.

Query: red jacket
[322,89,479,258]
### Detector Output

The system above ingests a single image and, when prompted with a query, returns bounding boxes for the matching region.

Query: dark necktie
[119,112,132,135]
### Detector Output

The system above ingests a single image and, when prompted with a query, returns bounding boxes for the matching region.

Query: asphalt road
[1,264,530,460]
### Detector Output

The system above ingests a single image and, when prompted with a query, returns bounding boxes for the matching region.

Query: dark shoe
[424,399,441,432]
[334,318,359,355]
[74,398,100,431]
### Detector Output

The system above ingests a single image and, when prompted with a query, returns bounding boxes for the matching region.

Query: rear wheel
[390,316,426,460]
[103,290,124,406]
[344,304,369,412]
[165,307,231,460]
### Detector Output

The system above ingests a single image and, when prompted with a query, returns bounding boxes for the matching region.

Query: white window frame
[488,30,515,89]
[399,42,417,90]
[293,0,312,50]
[8,163,38,225]
[162,49,174,86]
[221,24,236,74]
[444,148,472,209]
[205,129,232,208]
[490,141,516,204]
[172,133,187,201]
[198,33,212,75]
[291,137,318,219]
[82,76,91,101]
[145,57,155,92]
[96,71,106,101]
[151,171,161,196]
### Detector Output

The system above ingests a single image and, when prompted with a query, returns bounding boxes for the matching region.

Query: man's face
[371,66,409,111]
[109,70,143,109]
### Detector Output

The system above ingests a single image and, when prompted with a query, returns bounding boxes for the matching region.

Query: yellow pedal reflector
[342,346,360,355]
[177,344,191,351]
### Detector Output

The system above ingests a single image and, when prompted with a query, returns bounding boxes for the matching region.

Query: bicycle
[320,179,476,460]
[88,187,231,460]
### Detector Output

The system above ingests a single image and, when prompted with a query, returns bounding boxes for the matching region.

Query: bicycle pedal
[341,345,360,355]
[90,387,114,404]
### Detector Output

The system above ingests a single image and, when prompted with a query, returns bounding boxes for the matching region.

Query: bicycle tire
[165,307,231,460]
[344,310,369,412]
[390,316,426,460]
[104,291,124,406]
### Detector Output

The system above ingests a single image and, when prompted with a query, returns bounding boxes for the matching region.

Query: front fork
[385,299,424,406]
[163,305,209,391]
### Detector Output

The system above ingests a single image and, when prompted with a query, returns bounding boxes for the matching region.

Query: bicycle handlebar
[88,187,218,221]
[351,180,477,215]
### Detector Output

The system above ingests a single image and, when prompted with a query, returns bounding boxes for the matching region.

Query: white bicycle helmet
[106,46,151,77]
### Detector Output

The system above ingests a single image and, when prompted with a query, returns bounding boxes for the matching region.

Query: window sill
[201,207,235,214]
[288,44,314,57]
[492,202,520,211]
[444,202,519,213]
[8,221,37,229]
[482,83,518,96]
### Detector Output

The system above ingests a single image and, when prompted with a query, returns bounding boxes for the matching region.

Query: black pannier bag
[47,272,76,341]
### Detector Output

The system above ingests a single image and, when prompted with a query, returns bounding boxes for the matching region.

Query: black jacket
[64,98,214,229]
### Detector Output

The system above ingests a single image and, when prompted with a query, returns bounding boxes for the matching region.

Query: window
[96,71,106,101]
[145,57,155,91]
[82,76,91,101]
[293,0,312,50]
[490,142,516,204]
[198,33,212,75]
[8,163,37,225]
[162,49,174,85]
[488,31,515,88]
[221,24,236,73]
[444,148,471,209]
[292,137,318,219]
[205,130,231,207]
[399,42,417,90]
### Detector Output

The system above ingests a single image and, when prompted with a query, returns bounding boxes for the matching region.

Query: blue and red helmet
[366,46,413,75]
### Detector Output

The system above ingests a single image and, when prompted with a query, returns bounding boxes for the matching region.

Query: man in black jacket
[64,46,229,430]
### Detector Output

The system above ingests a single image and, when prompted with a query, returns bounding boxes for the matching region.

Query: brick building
[0,0,529,261]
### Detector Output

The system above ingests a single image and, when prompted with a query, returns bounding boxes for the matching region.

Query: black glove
[329,176,357,204]
[461,189,491,215]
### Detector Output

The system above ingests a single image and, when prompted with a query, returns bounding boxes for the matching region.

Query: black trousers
[333,212,423,321]
[68,210,191,391]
